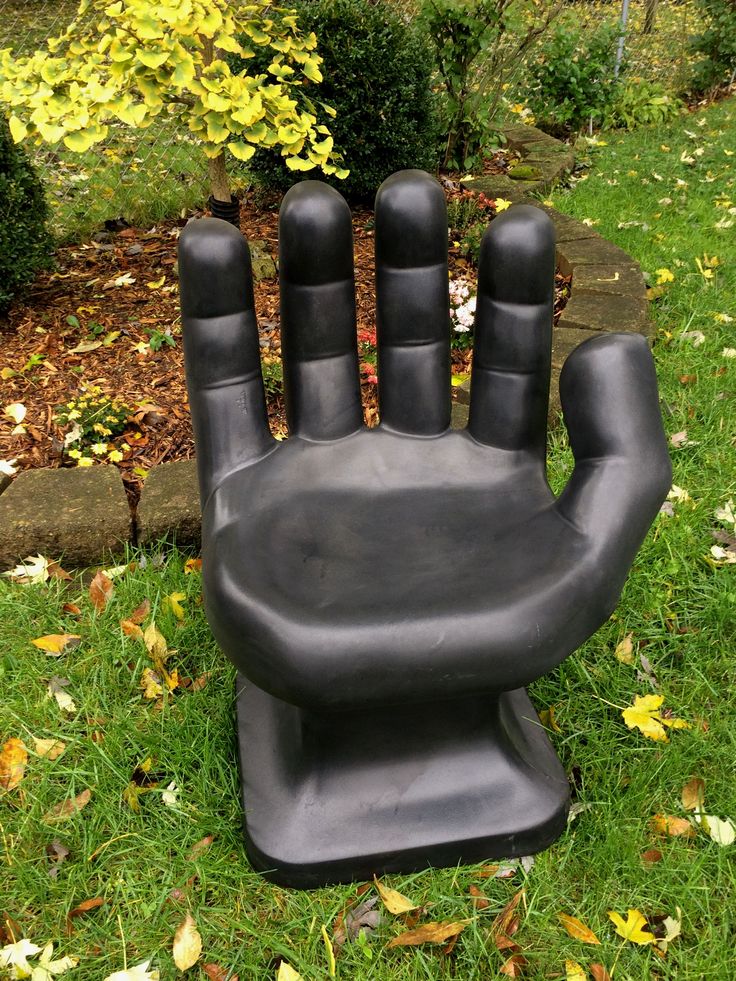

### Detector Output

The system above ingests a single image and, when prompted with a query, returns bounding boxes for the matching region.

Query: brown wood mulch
[0,179,570,507]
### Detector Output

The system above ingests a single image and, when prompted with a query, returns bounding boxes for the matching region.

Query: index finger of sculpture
[179,217,273,505]
[279,182,363,441]
[375,170,451,435]
[468,206,555,457]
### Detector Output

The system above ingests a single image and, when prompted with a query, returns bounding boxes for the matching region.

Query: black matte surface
[179,170,672,887]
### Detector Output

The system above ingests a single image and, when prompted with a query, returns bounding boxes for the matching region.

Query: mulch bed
[1,172,570,507]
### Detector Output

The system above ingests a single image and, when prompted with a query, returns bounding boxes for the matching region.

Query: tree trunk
[643,0,658,35]
[208,153,231,203]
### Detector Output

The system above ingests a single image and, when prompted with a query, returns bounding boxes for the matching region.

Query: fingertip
[279,181,353,285]
[178,217,253,319]
[478,205,555,304]
[375,170,447,267]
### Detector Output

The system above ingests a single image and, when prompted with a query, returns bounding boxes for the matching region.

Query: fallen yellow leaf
[649,814,696,838]
[31,634,81,656]
[387,920,471,948]
[374,876,418,914]
[143,622,168,664]
[33,738,66,761]
[276,965,302,981]
[321,924,335,978]
[622,694,689,742]
[557,913,601,945]
[566,960,587,981]
[0,737,27,791]
[164,592,187,621]
[614,634,635,665]
[173,913,202,971]
[607,909,655,945]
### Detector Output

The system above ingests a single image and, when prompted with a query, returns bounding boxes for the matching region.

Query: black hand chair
[178,170,671,888]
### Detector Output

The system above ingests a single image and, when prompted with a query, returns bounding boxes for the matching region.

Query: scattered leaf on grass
[565,960,587,981]
[203,965,238,981]
[129,599,151,624]
[33,738,66,760]
[614,634,635,665]
[144,622,169,663]
[622,694,690,742]
[641,848,663,864]
[140,668,164,700]
[0,939,42,975]
[0,738,27,791]
[62,603,82,617]
[333,897,380,947]
[492,890,524,950]
[66,896,104,934]
[387,920,471,948]
[46,841,70,878]
[103,960,160,981]
[187,835,214,861]
[649,814,695,838]
[695,813,736,846]
[164,592,187,620]
[499,953,528,976]
[607,909,656,945]
[538,706,561,732]
[651,908,682,955]
[374,877,418,914]
[1,554,51,584]
[589,965,611,981]
[681,777,705,811]
[184,558,202,575]
[121,620,144,640]
[321,924,336,977]
[89,571,114,612]
[43,788,92,823]
[276,965,302,981]
[48,677,77,714]
[469,885,490,910]
[557,914,601,945]
[173,913,202,971]
[31,634,81,656]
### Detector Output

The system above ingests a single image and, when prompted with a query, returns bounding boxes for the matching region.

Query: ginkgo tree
[0,0,347,212]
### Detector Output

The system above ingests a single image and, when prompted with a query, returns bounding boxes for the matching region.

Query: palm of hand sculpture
[179,171,671,888]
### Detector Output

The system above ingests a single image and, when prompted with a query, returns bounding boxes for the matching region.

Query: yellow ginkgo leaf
[621,694,689,742]
[374,876,418,914]
[607,909,655,945]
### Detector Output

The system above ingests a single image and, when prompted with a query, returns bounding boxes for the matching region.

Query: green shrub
[529,22,622,134]
[0,116,53,314]
[605,79,683,130]
[238,0,439,201]
[690,0,736,93]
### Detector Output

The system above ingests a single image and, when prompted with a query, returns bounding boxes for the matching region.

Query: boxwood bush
[0,117,53,314]
[236,0,439,201]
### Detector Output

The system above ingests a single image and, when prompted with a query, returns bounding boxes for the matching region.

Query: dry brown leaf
[129,599,151,624]
[499,953,528,977]
[538,705,561,733]
[203,965,238,981]
[641,848,663,864]
[173,912,202,970]
[191,673,210,692]
[590,963,612,981]
[0,737,27,791]
[43,788,92,823]
[374,877,418,914]
[33,738,66,761]
[187,835,214,861]
[469,885,489,910]
[557,913,601,945]
[89,571,114,612]
[121,620,144,640]
[62,602,82,617]
[681,777,705,811]
[387,919,471,948]
[649,814,696,838]
[31,634,81,656]
[492,890,524,948]
[66,896,104,934]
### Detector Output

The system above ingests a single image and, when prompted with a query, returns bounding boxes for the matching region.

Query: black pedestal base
[235,674,569,888]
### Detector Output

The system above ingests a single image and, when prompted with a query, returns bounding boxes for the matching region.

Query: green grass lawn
[2,98,736,980]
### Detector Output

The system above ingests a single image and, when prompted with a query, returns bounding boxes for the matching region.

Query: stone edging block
[136,459,201,548]
[0,466,131,570]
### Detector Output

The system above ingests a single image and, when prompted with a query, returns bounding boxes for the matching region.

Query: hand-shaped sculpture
[179,170,671,888]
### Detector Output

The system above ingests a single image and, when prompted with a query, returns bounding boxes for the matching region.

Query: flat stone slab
[557,291,650,337]
[572,263,646,299]
[0,466,131,569]
[250,240,276,281]
[557,237,637,277]
[136,459,201,548]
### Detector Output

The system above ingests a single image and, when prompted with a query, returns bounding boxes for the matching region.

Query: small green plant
[240,0,438,201]
[529,21,622,134]
[54,385,131,466]
[147,329,176,352]
[261,358,284,397]
[690,0,736,93]
[0,115,53,314]
[605,79,683,130]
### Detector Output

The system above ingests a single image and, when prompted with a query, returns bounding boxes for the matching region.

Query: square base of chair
[235,675,569,888]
